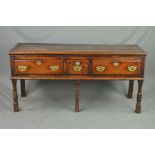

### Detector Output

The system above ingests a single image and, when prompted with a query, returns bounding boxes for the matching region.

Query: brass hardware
[73,61,82,72]
[96,66,106,72]
[113,62,120,67]
[128,66,137,72]
[18,65,27,72]
[36,60,42,65]
[50,65,59,71]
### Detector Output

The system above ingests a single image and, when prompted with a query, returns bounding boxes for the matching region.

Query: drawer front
[92,59,141,75]
[67,59,89,75]
[15,59,64,75]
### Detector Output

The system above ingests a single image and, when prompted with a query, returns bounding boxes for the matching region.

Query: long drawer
[92,58,141,75]
[15,59,64,75]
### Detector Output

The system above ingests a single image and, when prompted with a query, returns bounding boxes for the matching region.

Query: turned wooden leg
[20,79,26,97]
[75,81,80,112]
[128,80,134,98]
[12,79,19,112]
[135,80,143,113]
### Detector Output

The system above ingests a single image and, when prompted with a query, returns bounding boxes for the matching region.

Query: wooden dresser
[9,43,147,113]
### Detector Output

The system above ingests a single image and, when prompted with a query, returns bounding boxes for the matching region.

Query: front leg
[12,79,19,112]
[75,81,80,112]
[135,80,143,113]
[128,80,134,98]
[20,79,26,97]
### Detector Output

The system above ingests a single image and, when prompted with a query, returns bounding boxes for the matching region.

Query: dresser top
[9,43,146,55]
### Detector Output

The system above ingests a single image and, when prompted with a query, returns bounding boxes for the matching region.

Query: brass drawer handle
[73,61,82,72]
[128,66,137,72]
[18,65,27,72]
[96,66,106,72]
[36,60,42,65]
[50,65,59,71]
[113,62,120,67]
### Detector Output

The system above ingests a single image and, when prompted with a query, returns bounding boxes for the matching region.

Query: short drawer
[92,59,141,75]
[67,59,89,75]
[15,59,64,75]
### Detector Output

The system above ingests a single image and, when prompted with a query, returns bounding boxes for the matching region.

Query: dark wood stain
[9,43,147,113]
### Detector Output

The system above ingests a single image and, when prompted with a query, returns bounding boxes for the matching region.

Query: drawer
[15,59,64,75]
[92,59,141,75]
[67,59,89,75]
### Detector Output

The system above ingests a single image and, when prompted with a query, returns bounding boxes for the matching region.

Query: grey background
[0,26,155,129]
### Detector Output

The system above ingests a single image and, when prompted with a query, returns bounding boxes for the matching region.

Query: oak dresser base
[9,43,147,113]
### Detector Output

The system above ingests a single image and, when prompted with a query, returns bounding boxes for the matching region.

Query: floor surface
[0,73,155,129]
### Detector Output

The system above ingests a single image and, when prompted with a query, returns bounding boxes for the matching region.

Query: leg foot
[135,80,143,113]
[75,81,80,112]
[14,104,19,112]
[12,79,19,112]
[135,104,141,113]
[128,80,134,98]
[20,79,26,97]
